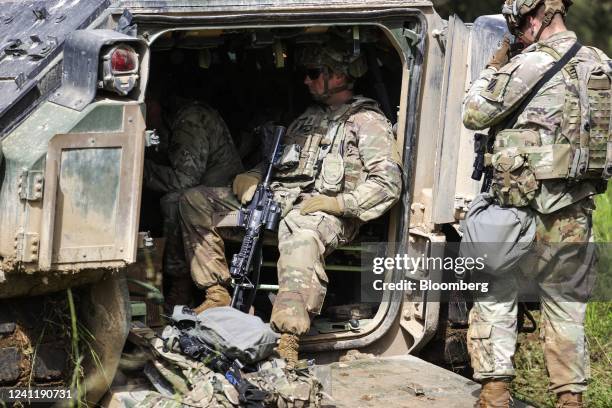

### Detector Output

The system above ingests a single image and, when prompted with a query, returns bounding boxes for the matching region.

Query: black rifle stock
[230,125,286,312]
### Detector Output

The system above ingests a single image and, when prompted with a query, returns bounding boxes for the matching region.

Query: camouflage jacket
[144,103,244,193]
[463,31,609,214]
[272,96,402,222]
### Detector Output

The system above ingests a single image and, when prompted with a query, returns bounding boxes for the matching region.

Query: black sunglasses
[305,67,324,80]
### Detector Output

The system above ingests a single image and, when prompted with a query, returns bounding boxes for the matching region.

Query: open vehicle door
[403,15,508,353]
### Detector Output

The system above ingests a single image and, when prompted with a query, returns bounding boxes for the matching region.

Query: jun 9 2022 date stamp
[1,388,72,403]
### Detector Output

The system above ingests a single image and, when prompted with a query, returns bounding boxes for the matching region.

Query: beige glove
[232,171,261,204]
[487,36,512,70]
[300,195,344,216]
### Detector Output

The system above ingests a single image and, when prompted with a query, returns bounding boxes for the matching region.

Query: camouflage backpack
[489,43,612,207]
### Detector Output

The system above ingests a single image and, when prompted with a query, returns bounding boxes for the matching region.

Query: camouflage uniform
[179,97,402,335]
[463,31,608,394]
[144,103,243,293]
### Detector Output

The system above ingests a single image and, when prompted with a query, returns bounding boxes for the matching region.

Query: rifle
[230,125,286,312]
[471,132,495,193]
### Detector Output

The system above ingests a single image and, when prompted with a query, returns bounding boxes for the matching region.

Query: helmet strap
[535,0,567,42]
[535,10,553,41]
[313,67,352,103]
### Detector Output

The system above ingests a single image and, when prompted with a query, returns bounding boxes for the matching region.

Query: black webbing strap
[502,41,583,130]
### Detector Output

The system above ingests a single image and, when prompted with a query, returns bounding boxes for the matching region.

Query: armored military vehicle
[0,0,507,403]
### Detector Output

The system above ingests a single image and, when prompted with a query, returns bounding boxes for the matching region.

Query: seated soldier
[178,43,402,366]
[143,91,243,310]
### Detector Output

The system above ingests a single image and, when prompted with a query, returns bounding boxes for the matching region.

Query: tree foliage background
[432,0,611,55]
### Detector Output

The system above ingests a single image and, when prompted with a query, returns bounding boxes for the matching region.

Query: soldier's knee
[278,230,322,259]
[178,188,213,222]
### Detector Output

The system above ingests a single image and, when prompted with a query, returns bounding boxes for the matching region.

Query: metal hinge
[17,170,44,201]
[14,232,39,263]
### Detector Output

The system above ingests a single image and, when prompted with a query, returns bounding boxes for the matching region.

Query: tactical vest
[273,96,384,193]
[490,45,612,207]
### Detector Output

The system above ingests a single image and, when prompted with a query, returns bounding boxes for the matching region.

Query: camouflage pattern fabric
[270,208,360,335]
[468,199,595,394]
[144,102,243,193]
[116,329,321,407]
[462,31,608,214]
[179,97,402,334]
[160,191,187,279]
[143,102,243,294]
[178,186,242,290]
[245,360,323,408]
[462,31,606,395]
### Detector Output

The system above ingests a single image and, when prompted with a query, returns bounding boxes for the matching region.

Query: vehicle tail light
[110,47,137,73]
[99,44,140,96]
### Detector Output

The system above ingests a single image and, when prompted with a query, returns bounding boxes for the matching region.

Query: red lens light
[110,47,137,72]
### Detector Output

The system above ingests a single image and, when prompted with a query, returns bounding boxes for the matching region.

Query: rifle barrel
[263,126,286,187]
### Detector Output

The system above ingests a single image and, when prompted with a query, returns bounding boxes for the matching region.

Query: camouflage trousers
[270,208,359,335]
[160,192,189,278]
[468,199,595,394]
[178,186,242,289]
[178,185,359,335]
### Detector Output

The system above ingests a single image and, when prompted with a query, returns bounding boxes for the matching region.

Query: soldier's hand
[300,195,344,216]
[487,36,512,70]
[233,171,261,204]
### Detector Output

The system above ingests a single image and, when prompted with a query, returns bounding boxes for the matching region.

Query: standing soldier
[463,1,611,407]
[178,43,402,365]
[144,96,243,310]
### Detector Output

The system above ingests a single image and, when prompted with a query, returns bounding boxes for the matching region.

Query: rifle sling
[501,41,582,130]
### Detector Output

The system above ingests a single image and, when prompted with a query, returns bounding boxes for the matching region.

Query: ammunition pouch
[315,152,345,194]
[490,129,540,207]
[275,133,323,182]
[276,144,301,171]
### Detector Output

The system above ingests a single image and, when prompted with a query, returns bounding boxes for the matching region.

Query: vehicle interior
[136,24,407,343]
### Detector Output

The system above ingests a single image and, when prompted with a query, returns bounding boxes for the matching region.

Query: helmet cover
[298,43,367,79]
[502,0,572,36]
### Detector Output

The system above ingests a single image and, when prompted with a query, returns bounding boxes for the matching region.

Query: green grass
[513,184,612,407]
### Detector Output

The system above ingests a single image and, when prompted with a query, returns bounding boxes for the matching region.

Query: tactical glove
[487,36,512,70]
[233,171,262,204]
[300,195,344,217]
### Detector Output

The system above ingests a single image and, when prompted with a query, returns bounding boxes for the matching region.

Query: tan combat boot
[193,284,231,314]
[556,392,582,408]
[476,380,512,408]
[277,333,299,369]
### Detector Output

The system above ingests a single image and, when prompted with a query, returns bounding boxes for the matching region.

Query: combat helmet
[502,0,572,40]
[299,43,367,79]
[298,42,367,101]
